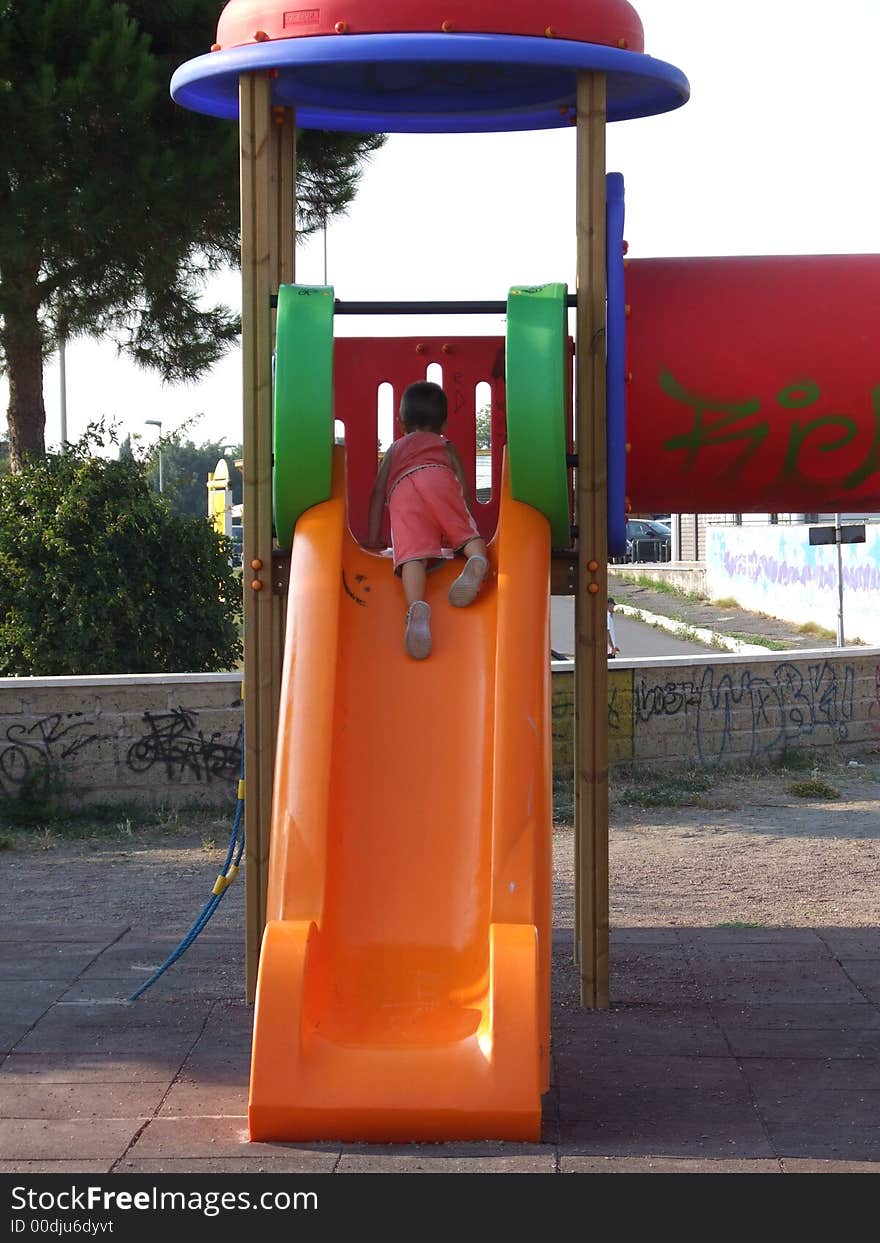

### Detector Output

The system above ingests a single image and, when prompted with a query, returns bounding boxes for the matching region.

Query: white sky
[6,0,879,453]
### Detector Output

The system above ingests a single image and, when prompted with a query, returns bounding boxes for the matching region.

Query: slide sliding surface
[248,450,552,1142]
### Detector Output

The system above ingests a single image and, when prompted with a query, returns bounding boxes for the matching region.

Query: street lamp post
[835,512,845,648]
[59,338,68,447]
[144,419,163,493]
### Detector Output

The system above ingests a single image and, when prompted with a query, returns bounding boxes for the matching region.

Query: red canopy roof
[213,0,644,53]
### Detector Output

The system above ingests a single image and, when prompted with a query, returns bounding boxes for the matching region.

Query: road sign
[808,524,866,545]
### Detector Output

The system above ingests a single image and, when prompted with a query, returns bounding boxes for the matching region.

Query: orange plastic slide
[248,449,552,1142]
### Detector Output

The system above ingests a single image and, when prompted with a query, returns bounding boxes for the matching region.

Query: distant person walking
[607,597,620,659]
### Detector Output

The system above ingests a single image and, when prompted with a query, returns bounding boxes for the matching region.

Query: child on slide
[366,380,489,660]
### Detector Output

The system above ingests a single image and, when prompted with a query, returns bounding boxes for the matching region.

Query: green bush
[0,429,242,675]
[0,764,76,826]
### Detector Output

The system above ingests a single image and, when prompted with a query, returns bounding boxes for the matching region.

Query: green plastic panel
[505,283,571,546]
[273,284,335,550]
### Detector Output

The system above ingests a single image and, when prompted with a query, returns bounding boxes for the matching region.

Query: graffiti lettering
[659,369,766,480]
[694,660,853,764]
[843,391,880,489]
[634,679,700,722]
[661,371,880,494]
[127,709,242,782]
[720,547,838,591]
[629,661,853,764]
[0,713,109,791]
[607,685,621,733]
[552,692,574,745]
[782,415,858,486]
[868,665,880,737]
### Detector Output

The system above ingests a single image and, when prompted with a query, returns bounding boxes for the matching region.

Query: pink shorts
[388,466,479,572]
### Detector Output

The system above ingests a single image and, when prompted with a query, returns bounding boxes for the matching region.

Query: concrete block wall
[552,646,880,772]
[2,651,877,812]
[0,674,243,809]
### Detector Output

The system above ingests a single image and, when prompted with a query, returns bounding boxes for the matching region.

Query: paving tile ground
[2,858,880,1175]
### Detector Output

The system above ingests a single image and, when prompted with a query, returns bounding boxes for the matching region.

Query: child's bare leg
[400,559,427,606]
[400,559,431,660]
[449,540,489,607]
[462,537,488,562]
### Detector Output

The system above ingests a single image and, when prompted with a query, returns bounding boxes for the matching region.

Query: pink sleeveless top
[385,431,454,498]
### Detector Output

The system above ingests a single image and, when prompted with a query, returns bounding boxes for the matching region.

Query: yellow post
[239,74,296,1001]
[574,71,610,1009]
[207,457,232,535]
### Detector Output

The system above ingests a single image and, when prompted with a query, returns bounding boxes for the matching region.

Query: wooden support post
[240,75,296,1002]
[574,71,610,1009]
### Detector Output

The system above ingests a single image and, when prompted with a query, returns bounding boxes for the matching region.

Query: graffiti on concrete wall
[0,713,109,792]
[661,371,880,496]
[631,659,854,764]
[126,708,242,782]
[551,671,637,770]
[867,665,880,737]
[634,679,701,722]
[0,706,244,793]
[695,660,854,763]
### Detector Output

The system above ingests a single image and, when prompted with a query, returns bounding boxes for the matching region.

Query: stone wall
[552,645,880,772]
[610,563,708,596]
[0,674,243,809]
[2,650,876,813]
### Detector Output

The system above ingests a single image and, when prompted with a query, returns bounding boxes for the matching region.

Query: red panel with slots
[335,337,507,544]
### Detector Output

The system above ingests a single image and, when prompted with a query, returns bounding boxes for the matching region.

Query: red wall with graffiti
[624,255,880,514]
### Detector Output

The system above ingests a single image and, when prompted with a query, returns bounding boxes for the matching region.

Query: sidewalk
[608,570,853,654]
[2,828,880,1173]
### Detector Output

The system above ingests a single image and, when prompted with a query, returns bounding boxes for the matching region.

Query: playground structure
[172,2,880,1141]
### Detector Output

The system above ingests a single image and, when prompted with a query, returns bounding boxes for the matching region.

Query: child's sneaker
[448,554,489,607]
[404,600,431,660]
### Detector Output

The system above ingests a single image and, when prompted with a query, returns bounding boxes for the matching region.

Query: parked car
[625,518,671,562]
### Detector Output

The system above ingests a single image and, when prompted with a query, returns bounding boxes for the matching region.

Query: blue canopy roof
[171,33,689,132]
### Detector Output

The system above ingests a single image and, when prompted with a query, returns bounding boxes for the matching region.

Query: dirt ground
[601,759,880,930]
[2,755,878,936]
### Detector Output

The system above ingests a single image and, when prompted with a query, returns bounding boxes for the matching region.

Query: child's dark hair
[400,381,448,433]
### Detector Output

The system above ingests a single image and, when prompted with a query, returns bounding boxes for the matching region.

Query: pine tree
[0,1,384,471]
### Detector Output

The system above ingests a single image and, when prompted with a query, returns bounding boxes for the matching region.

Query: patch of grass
[714,921,764,929]
[723,748,830,784]
[712,597,741,610]
[797,620,836,639]
[0,765,78,827]
[724,632,791,651]
[771,746,821,773]
[0,791,237,844]
[613,573,707,604]
[612,766,716,808]
[788,778,841,800]
[553,774,574,824]
[0,829,14,851]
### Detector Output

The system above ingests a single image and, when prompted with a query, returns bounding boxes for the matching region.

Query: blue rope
[128,746,245,1004]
